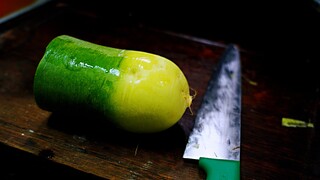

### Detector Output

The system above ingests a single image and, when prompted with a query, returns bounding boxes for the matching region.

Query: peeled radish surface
[33,35,192,133]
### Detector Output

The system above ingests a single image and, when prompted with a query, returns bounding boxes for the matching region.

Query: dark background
[54,0,320,102]
[3,0,320,60]
[64,1,320,57]
[61,0,320,88]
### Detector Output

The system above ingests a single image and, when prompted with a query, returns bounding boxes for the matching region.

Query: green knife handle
[199,157,240,180]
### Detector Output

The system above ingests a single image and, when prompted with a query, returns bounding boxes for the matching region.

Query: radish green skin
[34,35,192,133]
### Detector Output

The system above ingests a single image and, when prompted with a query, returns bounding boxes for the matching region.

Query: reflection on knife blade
[183,44,241,179]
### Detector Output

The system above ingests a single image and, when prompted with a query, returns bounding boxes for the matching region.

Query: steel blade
[183,44,241,161]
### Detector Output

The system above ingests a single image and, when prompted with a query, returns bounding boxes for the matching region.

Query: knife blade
[183,44,241,179]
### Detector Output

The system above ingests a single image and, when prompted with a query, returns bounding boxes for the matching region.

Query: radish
[34,35,192,133]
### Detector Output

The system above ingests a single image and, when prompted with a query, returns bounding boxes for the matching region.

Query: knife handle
[199,157,240,180]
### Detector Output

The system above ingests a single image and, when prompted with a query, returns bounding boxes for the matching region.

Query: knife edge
[183,44,241,161]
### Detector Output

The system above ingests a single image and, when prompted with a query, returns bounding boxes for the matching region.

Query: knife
[183,44,241,179]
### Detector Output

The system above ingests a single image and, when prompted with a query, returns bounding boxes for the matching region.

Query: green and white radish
[33,35,192,133]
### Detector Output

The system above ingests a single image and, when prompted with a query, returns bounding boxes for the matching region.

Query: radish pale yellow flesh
[33,35,192,133]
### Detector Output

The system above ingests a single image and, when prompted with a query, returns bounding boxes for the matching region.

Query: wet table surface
[1,1,320,179]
